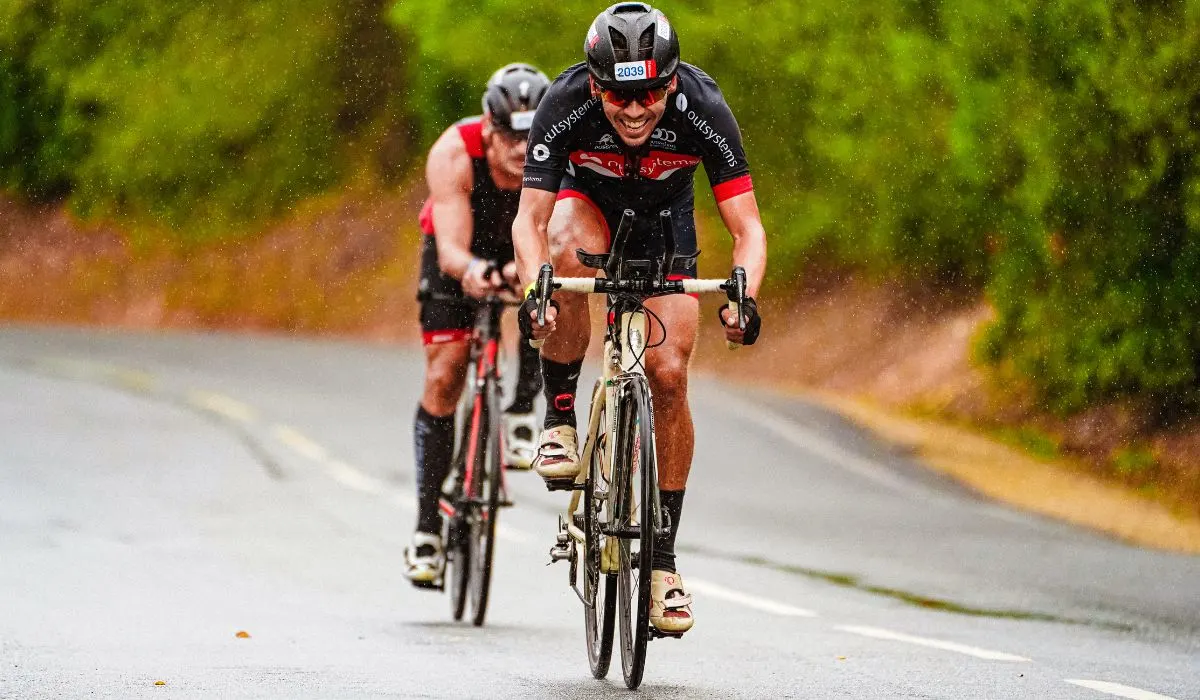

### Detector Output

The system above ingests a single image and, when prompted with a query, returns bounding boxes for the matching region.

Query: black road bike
[426,286,519,627]
[535,210,748,689]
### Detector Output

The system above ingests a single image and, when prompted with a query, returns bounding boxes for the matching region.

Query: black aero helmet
[585,3,679,90]
[482,63,550,133]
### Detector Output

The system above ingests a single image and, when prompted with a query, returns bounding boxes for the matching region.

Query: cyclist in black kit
[405,63,551,586]
[512,3,767,634]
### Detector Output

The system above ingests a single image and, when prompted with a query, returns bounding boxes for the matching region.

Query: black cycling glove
[719,296,762,346]
[518,292,560,341]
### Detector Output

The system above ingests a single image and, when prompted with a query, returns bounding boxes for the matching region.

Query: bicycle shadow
[530,680,733,699]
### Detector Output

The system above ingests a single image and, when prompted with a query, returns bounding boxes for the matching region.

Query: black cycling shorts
[417,234,474,344]
[557,173,700,280]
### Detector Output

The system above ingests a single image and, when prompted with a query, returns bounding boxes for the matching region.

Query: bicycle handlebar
[529,209,751,349]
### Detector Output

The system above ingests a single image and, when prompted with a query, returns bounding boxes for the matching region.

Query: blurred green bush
[0,0,407,236]
[3,0,1199,416]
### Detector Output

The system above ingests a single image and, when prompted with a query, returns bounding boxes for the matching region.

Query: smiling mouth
[618,116,650,133]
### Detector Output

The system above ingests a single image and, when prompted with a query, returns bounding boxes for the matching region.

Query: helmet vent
[612,2,651,14]
[637,25,655,57]
[609,26,630,62]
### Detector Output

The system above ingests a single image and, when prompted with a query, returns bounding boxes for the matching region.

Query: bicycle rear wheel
[615,379,656,690]
[468,376,502,626]
[583,399,616,679]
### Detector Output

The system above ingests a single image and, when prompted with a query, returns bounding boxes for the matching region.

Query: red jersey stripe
[422,329,471,345]
[712,174,753,202]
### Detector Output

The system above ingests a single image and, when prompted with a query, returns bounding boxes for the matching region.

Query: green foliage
[0,0,405,235]
[1111,443,1158,477]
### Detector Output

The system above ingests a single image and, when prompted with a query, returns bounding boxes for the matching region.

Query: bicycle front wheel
[614,378,657,690]
[468,375,502,627]
[444,485,470,621]
[584,393,616,679]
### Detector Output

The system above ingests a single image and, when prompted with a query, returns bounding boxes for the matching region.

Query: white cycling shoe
[650,570,694,635]
[403,531,445,588]
[532,426,582,482]
[503,411,538,470]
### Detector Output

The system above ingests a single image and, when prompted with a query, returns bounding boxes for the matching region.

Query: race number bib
[613,60,658,82]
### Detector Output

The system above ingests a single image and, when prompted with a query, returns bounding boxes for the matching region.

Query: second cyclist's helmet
[585,3,679,90]
[482,63,550,133]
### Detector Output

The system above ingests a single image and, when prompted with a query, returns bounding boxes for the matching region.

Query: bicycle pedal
[649,628,684,640]
[497,499,514,508]
[543,478,584,492]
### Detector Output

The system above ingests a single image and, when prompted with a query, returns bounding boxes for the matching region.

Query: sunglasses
[596,84,671,108]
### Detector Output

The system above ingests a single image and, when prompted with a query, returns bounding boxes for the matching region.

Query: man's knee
[647,351,690,400]
[548,199,605,273]
[424,351,468,411]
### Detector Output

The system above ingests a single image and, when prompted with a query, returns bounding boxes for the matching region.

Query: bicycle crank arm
[600,524,644,539]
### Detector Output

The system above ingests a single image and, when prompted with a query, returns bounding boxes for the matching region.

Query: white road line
[710,391,922,496]
[687,578,818,617]
[390,491,416,510]
[835,625,1030,662]
[325,460,386,494]
[1065,680,1181,700]
[272,424,329,462]
[40,357,156,391]
[186,390,257,424]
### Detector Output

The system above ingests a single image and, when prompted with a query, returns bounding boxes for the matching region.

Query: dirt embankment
[3,189,1198,553]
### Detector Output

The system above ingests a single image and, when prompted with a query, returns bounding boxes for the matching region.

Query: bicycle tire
[615,378,656,690]
[446,400,475,622]
[584,399,616,679]
[445,493,469,621]
[468,374,501,626]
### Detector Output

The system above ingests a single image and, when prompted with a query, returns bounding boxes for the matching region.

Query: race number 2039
[614,60,658,82]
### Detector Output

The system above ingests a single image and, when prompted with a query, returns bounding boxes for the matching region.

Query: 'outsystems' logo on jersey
[542,98,597,143]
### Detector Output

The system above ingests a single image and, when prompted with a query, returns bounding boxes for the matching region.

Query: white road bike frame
[551,277,729,562]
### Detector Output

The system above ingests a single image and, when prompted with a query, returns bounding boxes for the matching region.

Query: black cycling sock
[542,358,583,430]
[505,340,543,415]
[652,489,685,573]
[414,404,456,535]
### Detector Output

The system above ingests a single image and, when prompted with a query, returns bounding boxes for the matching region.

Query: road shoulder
[807,390,1200,555]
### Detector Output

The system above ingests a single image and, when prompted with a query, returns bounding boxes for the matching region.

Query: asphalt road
[1,325,1197,699]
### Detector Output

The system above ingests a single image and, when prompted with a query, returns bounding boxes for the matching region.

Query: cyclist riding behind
[405,63,552,586]
[512,3,767,635]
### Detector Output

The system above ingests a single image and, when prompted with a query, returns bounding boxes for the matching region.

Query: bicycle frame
[561,305,659,596]
[438,298,511,521]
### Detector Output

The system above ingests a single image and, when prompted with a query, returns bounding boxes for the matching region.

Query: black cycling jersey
[522,62,753,212]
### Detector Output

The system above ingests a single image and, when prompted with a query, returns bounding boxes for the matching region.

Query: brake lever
[535,263,553,327]
[725,266,748,350]
[529,263,554,349]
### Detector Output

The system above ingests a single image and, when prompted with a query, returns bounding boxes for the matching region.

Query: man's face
[482,116,528,183]
[593,77,676,148]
